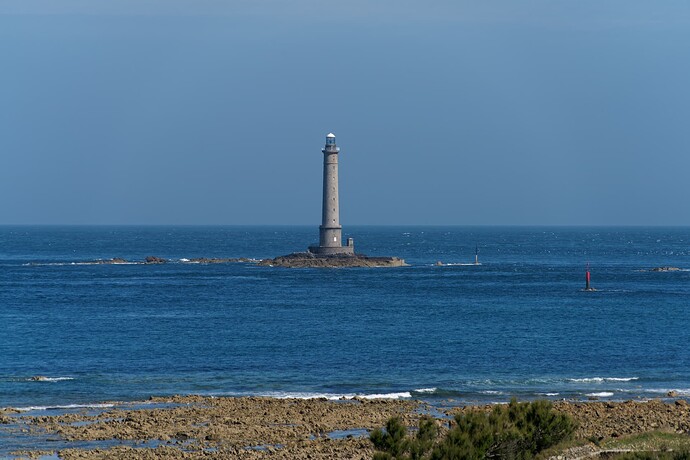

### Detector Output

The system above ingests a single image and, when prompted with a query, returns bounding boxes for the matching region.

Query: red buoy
[584,263,596,291]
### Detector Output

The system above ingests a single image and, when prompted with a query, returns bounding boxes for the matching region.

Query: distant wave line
[26,376,75,383]
[568,377,639,383]
[13,403,114,412]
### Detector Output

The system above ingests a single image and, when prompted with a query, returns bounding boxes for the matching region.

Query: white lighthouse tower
[309,133,355,255]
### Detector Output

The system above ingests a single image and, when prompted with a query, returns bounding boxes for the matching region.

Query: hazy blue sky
[2,1,690,225]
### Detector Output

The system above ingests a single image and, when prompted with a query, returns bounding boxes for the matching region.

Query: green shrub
[371,417,408,459]
[371,416,439,460]
[371,399,575,460]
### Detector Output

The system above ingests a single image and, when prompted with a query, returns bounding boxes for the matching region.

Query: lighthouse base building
[308,241,355,256]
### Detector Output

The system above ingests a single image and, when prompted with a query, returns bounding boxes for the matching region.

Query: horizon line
[1,223,689,228]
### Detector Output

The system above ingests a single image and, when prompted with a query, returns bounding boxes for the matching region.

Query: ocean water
[1,226,690,411]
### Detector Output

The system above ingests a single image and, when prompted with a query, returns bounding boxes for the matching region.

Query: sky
[1,1,690,226]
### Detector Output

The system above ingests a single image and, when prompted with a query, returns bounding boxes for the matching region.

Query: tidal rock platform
[258,252,407,268]
[9,396,690,459]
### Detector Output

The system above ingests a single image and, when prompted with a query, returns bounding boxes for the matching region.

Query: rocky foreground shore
[3,396,417,459]
[4,397,690,459]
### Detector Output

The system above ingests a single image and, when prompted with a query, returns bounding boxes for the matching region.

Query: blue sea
[1,226,690,411]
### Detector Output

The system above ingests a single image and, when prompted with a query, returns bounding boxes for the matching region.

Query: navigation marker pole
[584,262,596,292]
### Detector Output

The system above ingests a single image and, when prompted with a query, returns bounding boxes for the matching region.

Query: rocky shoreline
[553,399,690,439]
[257,252,407,268]
[646,266,684,272]
[26,257,259,266]
[3,396,417,459]
[26,254,407,268]
[4,396,690,459]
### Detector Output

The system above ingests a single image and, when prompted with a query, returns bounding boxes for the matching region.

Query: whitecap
[586,392,614,398]
[414,388,437,393]
[570,378,605,383]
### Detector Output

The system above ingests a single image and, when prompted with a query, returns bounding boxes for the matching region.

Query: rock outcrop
[144,256,167,264]
[553,400,690,439]
[29,256,260,266]
[258,252,407,268]
[88,258,129,264]
[649,266,682,272]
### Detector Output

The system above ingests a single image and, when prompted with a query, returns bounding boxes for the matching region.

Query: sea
[1,225,690,413]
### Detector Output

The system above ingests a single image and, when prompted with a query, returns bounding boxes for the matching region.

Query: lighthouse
[259,132,405,267]
[308,133,355,255]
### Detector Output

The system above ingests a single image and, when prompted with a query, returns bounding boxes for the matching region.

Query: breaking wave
[359,392,412,400]
[646,389,690,396]
[252,391,413,400]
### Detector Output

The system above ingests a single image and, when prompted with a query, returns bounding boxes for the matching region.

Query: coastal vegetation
[600,431,690,459]
[615,451,690,459]
[370,399,576,459]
